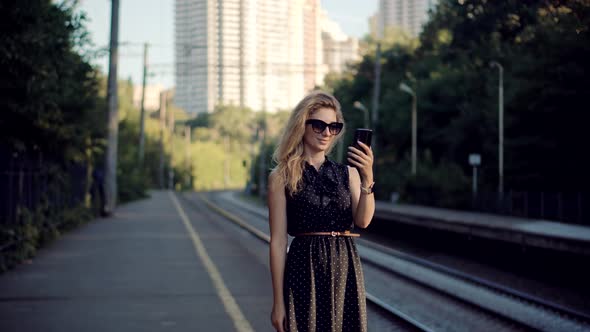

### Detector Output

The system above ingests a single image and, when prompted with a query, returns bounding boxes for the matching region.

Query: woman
[268,90,375,332]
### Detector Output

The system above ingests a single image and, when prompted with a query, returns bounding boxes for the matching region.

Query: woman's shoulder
[268,169,283,187]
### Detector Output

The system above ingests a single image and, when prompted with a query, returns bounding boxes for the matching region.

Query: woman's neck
[304,152,326,169]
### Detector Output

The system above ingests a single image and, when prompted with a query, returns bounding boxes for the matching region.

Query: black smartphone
[353,128,372,149]
[347,128,372,166]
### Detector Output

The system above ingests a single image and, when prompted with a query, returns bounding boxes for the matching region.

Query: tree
[0,0,105,161]
[321,0,590,208]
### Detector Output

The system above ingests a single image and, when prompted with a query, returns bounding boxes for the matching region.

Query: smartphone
[347,128,372,166]
[353,128,372,149]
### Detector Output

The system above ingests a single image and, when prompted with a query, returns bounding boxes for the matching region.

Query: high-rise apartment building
[377,0,436,37]
[320,10,359,76]
[175,0,251,114]
[302,0,323,92]
[256,0,305,112]
[175,0,356,114]
[175,0,304,113]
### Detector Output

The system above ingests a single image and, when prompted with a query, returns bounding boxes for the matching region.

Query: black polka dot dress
[284,157,367,332]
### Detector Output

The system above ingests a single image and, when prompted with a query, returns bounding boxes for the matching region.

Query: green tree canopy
[323,0,589,207]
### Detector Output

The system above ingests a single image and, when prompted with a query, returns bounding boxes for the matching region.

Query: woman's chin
[316,144,330,152]
[305,143,327,153]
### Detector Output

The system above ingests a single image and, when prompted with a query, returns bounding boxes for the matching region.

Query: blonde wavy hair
[271,90,345,196]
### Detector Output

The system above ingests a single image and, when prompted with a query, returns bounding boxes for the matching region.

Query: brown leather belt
[294,231,360,237]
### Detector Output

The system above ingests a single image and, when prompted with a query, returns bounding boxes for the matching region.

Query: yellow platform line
[169,191,254,332]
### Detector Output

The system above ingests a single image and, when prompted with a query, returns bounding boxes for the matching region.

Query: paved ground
[0,190,272,332]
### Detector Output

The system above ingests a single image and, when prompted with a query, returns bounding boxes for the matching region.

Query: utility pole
[104,0,120,215]
[399,82,417,175]
[239,0,245,109]
[158,91,167,189]
[411,91,417,175]
[185,126,192,189]
[258,115,267,200]
[498,65,504,200]
[138,42,149,165]
[249,128,259,194]
[168,100,175,190]
[224,135,230,189]
[371,43,382,156]
[491,61,504,201]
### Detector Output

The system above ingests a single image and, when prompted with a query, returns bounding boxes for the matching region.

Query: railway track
[181,193,434,331]
[185,191,590,331]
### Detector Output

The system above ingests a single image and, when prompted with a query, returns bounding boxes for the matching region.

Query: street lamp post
[353,101,370,129]
[399,82,417,175]
[469,154,481,196]
[490,61,504,200]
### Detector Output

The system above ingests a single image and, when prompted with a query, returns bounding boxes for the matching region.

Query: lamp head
[399,82,414,95]
[353,101,367,111]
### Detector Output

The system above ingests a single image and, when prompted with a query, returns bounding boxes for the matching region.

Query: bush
[400,156,471,209]
[0,200,94,273]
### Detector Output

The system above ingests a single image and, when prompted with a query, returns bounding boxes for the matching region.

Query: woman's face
[303,107,340,153]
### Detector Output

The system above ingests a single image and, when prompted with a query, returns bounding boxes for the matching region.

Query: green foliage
[250,138,277,198]
[112,97,261,194]
[0,0,105,161]
[362,26,420,55]
[186,112,210,128]
[190,141,229,189]
[322,0,589,208]
[209,104,256,142]
[181,104,272,191]
[112,79,153,201]
[0,1,125,271]
[399,153,471,208]
[0,200,94,272]
[55,205,94,232]
[11,208,40,259]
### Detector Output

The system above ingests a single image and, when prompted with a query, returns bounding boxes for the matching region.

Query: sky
[78,0,378,88]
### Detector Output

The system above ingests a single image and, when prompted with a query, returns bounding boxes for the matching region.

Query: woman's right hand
[271,303,287,332]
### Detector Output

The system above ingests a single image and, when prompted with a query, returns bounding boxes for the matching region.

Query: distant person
[268,91,376,332]
[92,166,106,217]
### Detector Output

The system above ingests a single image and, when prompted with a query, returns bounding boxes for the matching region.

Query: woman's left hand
[347,141,374,183]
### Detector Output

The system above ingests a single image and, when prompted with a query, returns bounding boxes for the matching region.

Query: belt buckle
[331,231,337,237]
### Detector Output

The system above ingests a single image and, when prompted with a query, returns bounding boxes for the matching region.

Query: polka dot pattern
[284,157,367,332]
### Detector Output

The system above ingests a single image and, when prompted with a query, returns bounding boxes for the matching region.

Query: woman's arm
[268,170,288,332]
[348,141,375,228]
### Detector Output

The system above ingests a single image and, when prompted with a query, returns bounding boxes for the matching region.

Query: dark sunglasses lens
[311,121,327,133]
[329,124,343,135]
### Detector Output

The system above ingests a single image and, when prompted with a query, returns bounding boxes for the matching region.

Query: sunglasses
[305,119,344,135]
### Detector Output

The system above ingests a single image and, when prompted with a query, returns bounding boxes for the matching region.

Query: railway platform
[373,200,590,255]
[0,190,270,332]
[226,191,590,255]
